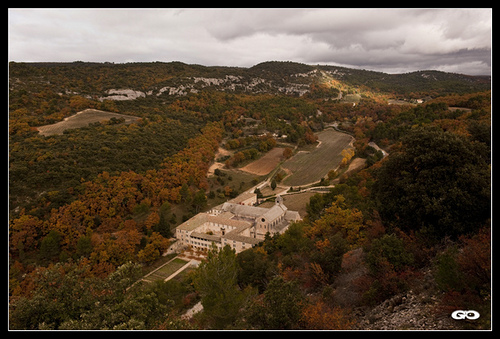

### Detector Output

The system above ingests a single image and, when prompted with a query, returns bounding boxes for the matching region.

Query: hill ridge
[9,61,490,99]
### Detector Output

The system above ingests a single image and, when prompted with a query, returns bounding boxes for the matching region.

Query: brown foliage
[457,227,491,291]
[11,123,223,274]
[300,300,355,330]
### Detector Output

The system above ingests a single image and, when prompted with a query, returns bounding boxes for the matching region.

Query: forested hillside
[9,61,490,330]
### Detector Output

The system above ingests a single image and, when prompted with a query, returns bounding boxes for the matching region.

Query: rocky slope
[353,268,460,330]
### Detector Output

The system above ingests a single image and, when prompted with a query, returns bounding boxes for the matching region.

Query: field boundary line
[164,260,194,282]
[142,256,181,281]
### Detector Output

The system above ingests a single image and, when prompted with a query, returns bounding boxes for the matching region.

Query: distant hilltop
[9,60,490,100]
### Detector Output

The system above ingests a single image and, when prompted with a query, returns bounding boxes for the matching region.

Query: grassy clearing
[143,257,189,282]
[206,169,264,205]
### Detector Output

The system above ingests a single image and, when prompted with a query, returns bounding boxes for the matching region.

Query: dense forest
[9,61,490,330]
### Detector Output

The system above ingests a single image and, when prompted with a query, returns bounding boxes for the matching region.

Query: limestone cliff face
[94,76,313,100]
[99,88,146,101]
[152,75,312,97]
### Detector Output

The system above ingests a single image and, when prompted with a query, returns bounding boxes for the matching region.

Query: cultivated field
[282,129,353,186]
[240,147,285,175]
[37,109,141,136]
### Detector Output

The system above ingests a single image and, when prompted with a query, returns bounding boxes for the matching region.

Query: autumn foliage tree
[282,147,293,159]
[300,300,355,330]
[137,232,170,264]
[9,122,223,287]
[9,214,44,259]
[306,195,366,248]
[340,148,355,167]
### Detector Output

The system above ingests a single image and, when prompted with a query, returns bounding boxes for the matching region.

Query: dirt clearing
[208,147,234,176]
[240,147,285,176]
[37,109,141,136]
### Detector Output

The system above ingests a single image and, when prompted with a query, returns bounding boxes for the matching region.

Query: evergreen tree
[373,126,490,240]
[248,276,305,329]
[156,202,172,238]
[193,244,245,329]
[191,190,207,213]
[39,230,61,261]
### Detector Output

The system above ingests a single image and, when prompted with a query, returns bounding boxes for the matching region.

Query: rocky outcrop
[99,89,146,101]
[153,76,311,97]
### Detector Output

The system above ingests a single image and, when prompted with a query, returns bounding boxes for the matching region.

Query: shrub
[365,234,414,274]
[434,245,464,292]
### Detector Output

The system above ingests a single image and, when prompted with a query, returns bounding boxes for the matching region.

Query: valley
[8,61,491,330]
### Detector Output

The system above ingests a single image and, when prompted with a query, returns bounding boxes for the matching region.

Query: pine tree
[193,244,244,329]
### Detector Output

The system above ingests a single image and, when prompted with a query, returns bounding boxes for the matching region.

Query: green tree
[373,127,490,240]
[434,245,464,292]
[9,261,166,330]
[76,235,93,258]
[252,276,305,329]
[191,190,207,213]
[311,232,348,283]
[306,193,326,221]
[365,234,414,274]
[180,183,191,204]
[193,244,245,329]
[156,202,172,238]
[39,230,61,261]
[275,221,311,256]
[236,247,276,293]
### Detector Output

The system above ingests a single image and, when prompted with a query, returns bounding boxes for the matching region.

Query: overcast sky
[8,8,492,75]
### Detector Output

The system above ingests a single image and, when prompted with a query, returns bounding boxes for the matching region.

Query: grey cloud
[8,8,491,75]
[200,8,491,74]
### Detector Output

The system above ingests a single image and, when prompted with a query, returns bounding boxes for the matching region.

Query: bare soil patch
[345,157,366,174]
[208,147,234,176]
[240,147,285,176]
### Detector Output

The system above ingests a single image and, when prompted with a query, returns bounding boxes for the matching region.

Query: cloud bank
[8,8,492,75]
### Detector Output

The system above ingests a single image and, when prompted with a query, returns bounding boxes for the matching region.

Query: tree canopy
[373,126,490,239]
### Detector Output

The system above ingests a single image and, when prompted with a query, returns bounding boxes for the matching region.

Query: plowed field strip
[240,147,285,175]
[282,129,353,186]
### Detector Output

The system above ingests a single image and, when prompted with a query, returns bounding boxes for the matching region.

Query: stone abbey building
[175,195,301,253]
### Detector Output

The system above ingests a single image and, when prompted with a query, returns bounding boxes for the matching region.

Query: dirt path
[181,301,203,320]
[368,141,389,158]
